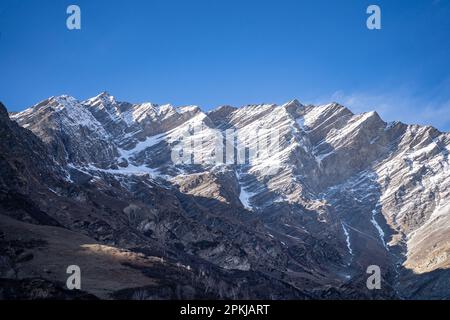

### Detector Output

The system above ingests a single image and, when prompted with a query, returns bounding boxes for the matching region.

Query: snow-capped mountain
[2,92,450,299]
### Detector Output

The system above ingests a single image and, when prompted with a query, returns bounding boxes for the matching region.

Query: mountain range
[1,92,450,299]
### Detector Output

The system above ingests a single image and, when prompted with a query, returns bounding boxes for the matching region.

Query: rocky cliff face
[1,93,450,299]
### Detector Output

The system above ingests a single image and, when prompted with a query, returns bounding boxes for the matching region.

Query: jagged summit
[85,91,116,103]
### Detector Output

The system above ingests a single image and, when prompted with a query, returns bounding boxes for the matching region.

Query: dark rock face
[1,94,450,299]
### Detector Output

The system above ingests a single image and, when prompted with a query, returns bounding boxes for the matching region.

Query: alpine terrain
[1,92,450,299]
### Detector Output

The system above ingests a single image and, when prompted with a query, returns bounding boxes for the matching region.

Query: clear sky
[1,0,450,130]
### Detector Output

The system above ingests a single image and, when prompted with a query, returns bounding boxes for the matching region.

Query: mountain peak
[177,105,201,114]
[47,95,80,110]
[98,91,110,96]
[282,99,303,108]
[86,91,116,104]
[50,94,77,102]
[210,105,236,111]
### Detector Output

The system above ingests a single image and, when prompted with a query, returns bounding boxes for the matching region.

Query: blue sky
[1,0,450,130]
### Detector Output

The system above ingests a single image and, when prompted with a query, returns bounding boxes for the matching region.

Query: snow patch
[296,117,306,131]
[341,222,354,257]
[119,132,167,159]
[314,151,335,166]
[239,184,257,211]
[371,209,387,249]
